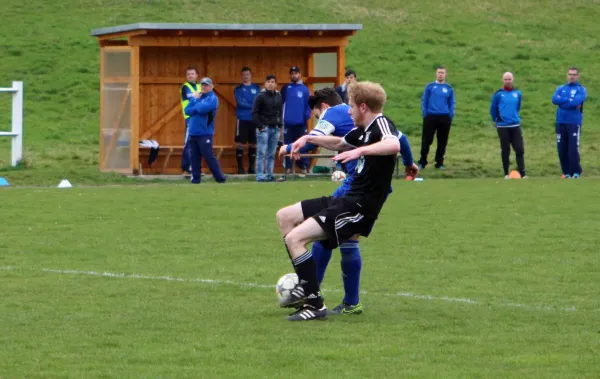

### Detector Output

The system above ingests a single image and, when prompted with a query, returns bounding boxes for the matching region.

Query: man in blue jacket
[234,67,261,174]
[281,66,311,175]
[551,66,587,178]
[184,77,227,184]
[490,72,527,179]
[418,66,456,170]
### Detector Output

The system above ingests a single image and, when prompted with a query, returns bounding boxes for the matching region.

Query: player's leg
[276,202,306,240]
[200,136,226,183]
[265,127,281,181]
[189,137,202,184]
[255,128,268,181]
[276,197,332,311]
[311,184,348,284]
[418,115,435,168]
[247,121,257,174]
[181,120,192,173]
[434,116,452,168]
[235,120,246,174]
[284,217,329,321]
[556,124,569,177]
[497,127,511,177]
[567,124,582,177]
[510,127,526,178]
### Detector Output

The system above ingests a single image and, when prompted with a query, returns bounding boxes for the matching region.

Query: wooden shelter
[90,23,362,175]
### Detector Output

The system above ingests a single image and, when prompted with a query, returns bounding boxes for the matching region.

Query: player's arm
[333,118,400,163]
[290,135,350,154]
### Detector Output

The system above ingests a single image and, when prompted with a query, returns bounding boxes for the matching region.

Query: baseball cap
[289,66,300,73]
[200,77,213,85]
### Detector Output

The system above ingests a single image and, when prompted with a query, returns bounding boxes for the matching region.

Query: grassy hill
[0,0,598,185]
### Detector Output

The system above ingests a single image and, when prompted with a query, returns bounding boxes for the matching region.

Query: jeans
[256,126,281,181]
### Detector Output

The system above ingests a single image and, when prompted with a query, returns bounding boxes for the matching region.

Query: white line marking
[0,266,581,312]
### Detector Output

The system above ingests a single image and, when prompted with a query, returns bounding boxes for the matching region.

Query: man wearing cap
[252,75,283,182]
[184,77,227,184]
[281,66,311,176]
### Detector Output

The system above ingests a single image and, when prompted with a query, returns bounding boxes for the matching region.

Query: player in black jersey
[275,81,401,321]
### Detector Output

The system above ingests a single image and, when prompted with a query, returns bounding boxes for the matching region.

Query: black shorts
[300,196,375,250]
[235,120,257,144]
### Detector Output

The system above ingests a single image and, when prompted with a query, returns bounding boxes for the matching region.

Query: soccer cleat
[565,174,572,179]
[329,302,363,315]
[286,304,328,321]
[279,283,306,308]
[504,175,510,179]
[573,173,580,179]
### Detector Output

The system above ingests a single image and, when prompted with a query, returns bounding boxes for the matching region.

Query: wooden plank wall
[138,46,309,174]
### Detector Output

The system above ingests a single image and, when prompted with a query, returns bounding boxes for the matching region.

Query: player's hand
[290,136,309,160]
[278,144,288,160]
[193,91,200,99]
[332,148,362,164]
[405,163,419,180]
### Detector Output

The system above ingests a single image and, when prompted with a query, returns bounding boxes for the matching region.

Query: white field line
[0,266,580,312]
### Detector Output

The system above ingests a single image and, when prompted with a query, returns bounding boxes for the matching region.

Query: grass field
[0,0,599,185]
[1,179,599,378]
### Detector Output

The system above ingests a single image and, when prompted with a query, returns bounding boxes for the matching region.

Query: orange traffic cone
[509,170,521,179]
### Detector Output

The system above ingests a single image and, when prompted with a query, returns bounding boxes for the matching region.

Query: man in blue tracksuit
[418,66,456,169]
[551,66,587,178]
[184,77,226,184]
[281,66,311,175]
[278,87,418,315]
[490,72,527,178]
[234,66,261,174]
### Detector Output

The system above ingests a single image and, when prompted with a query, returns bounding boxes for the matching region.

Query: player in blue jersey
[278,87,418,315]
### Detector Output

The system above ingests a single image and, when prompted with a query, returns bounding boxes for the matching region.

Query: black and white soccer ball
[276,273,298,301]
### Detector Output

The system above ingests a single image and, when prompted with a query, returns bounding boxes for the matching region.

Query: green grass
[0,0,599,185]
[1,180,600,378]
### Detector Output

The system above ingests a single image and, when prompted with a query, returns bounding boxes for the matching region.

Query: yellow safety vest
[181,82,200,119]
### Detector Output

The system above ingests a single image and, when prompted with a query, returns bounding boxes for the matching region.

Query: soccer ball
[276,273,298,301]
[331,170,346,182]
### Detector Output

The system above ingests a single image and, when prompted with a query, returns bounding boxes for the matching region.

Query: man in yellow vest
[181,66,201,175]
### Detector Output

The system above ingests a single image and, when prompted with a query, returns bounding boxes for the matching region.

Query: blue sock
[311,241,332,284]
[340,241,362,305]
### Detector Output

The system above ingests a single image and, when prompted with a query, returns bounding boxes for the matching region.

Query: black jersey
[341,114,398,218]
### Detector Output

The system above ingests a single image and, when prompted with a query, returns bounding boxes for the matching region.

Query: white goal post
[0,81,23,166]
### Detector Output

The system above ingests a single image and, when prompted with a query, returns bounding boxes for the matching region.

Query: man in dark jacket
[252,75,283,182]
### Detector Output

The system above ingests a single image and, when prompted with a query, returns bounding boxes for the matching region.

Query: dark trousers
[181,120,192,172]
[556,123,582,176]
[419,114,452,167]
[283,124,309,170]
[497,127,525,176]
[189,135,226,183]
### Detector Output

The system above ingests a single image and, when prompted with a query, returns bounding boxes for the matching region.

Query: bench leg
[161,148,173,174]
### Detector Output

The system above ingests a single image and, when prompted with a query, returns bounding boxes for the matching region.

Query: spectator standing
[418,66,455,170]
[184,77,226,184]
[551,66,587,178]
[252,75,283,182]
[180,66,200,175]
[281,66,311,176]
[335,69,357,103]
[234,66,261,174]
[490,72,527,179]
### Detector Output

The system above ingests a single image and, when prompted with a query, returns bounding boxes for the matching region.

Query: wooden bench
[139,144,233,174]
